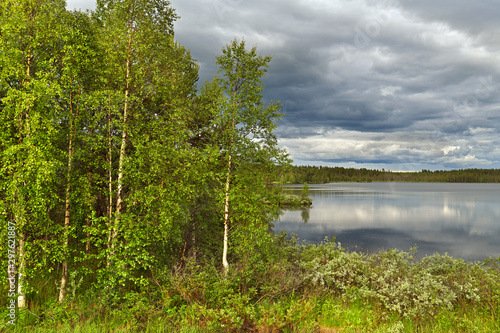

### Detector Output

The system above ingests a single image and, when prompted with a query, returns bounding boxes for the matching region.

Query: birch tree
[96,0,176,268]
[57,10,102,302]
[95,0,199,285]
[214,39,289,274]
[0,0,67,307]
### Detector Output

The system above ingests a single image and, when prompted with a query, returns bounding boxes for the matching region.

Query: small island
[276,182,312,207]
[276,193,313,206]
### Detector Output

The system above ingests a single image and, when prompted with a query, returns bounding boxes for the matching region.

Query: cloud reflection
[274,183,500,261]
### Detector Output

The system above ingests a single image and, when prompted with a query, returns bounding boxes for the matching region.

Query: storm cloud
[68,0,500,170]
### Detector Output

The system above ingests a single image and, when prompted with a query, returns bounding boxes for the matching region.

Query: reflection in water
[277,207,311,223]
[274,183,500,261]
[301,208,310,224]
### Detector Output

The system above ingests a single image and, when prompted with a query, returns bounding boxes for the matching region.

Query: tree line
[275,166,500,184]
[0,0,288,307]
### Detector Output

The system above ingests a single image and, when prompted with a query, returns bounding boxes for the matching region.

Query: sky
[67,0,500,171]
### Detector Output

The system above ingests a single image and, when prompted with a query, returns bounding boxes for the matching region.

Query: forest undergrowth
[3,233,499,333]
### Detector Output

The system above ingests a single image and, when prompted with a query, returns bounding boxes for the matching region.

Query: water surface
[273,183,500,261]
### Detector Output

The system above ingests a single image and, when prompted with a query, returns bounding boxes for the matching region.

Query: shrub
[301,240,368,293]
[299,243,489,321]
[361,255,457,319]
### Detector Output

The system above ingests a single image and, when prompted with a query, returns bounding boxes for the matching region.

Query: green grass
[3,237,499,332]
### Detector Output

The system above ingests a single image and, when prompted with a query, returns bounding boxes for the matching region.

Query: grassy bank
[3,234,499,332]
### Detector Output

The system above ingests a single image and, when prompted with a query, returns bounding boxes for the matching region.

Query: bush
[10,233,500,332]
[360,249,458,319]
[298,241,495,322]
[300,239,368,293]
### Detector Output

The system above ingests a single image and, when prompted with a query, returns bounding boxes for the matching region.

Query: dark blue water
[273,183,500,261]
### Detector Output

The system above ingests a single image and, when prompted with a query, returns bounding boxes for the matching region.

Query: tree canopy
[0,0,287,306]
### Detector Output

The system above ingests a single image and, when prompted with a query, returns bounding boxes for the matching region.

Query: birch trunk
[106,95,114,266]
[110,29,133,262]
[59,94,76,302]
[222,117,235,275]
[113,87,128,244]
[222,154,231,274]
[17,232,26,308]
[17,53,32,309]
[58,136,72,302]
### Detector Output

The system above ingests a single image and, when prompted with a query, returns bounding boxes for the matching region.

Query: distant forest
[274,166,500,183]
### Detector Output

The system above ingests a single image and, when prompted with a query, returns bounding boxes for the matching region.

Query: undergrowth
[2,234,499,332]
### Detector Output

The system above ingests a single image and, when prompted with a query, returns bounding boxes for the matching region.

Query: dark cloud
[68,0,500,170]
[400,0,500,36]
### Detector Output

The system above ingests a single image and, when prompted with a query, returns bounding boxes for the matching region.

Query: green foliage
[0,0,71,304]
[275,165,500,183]
[301,182,310,197]
[256,296,317,332]
[319,297,375,330]
[9,234,500,332]
[210,38,291,271]
[360,250,458,319]
[301,239,368,293]
[1,2,499,333]
[300,240,499,326]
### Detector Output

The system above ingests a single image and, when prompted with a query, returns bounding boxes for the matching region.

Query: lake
[273,183,500,261]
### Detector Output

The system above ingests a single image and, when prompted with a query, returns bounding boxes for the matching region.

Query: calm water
[273,183,500,261]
